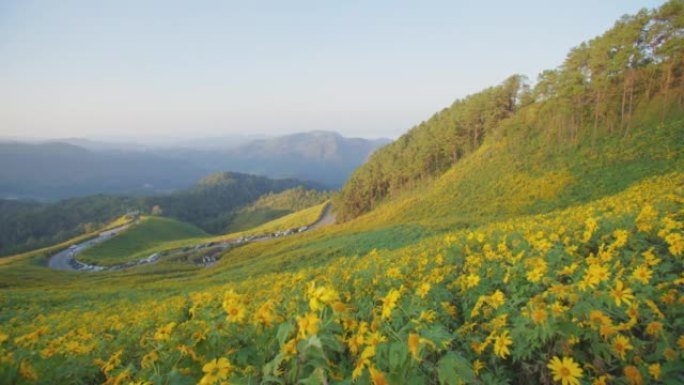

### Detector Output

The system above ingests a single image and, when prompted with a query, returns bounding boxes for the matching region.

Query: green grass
[77,216,207,266]
[224,207,292,233]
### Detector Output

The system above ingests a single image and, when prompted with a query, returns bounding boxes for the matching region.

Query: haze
[0,0,662,141]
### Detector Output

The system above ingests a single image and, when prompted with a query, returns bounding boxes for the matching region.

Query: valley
[47,203,335,272]
[0,2,683,385]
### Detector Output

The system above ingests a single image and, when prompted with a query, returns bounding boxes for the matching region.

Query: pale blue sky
[0,0,664,140]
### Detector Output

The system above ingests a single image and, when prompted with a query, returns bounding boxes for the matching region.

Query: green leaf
[276,322,295,347]
[389,341,408,371]
[438,352,475,385]
[166,370,195,385]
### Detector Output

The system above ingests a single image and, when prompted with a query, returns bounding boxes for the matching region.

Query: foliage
[337,0,684,220]
[0,173,682,385]
[0,195,135,256]
[0,173,318,257]
[225,187,331,233]
[141,172,320,233]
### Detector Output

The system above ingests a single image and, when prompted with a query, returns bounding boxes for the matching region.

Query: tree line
[0,172,321,256]
[336,0,684,220]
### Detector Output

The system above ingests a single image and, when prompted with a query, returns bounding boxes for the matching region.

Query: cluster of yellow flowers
[0,173,682,384]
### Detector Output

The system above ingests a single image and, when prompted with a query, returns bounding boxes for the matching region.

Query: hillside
[160,131,390,188]
[143,172,321,233]
[0,173,317,257]
[225,187,331,233]
[77,216,207,266]
[0,3,682,385]
[337,2,684,222]
[0,195,134,256]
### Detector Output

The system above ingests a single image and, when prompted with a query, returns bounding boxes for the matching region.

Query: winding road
[47,225,130,271]
[47,203,336,272]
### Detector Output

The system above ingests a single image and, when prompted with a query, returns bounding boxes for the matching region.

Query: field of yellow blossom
[0,171,682,385]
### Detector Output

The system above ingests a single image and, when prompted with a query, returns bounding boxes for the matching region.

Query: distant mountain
[158,131,391,188]
[0,141,207,201]
[0,131,389,201]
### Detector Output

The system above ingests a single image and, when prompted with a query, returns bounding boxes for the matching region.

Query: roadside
[47,203,336,272]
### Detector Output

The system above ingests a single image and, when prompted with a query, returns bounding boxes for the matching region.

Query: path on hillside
[47,225,130,271]
[46,203,336,272]
[309,203,336,230]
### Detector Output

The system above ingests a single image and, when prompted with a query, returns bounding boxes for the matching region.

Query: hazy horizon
[1,0,664,140]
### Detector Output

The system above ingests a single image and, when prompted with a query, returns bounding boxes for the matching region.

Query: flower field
[1,172,682,385]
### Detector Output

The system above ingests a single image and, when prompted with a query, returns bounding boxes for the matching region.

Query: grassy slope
[0,170,680,384]
[77,216,207,265]
[347,106,684,231]
[192,110,682,284]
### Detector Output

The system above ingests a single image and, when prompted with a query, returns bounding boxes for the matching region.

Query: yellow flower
[473,359,485,374]
[418,310,437,324]
[531,307,548,325]
[222,291,247,323]
[296,312,320,339]
[635,205,658,233]
[408,333,420,360]
[368,366,388,385]
[223,302,247,323]
[282,338,297,355]
[664,347,677,361]
[493,330,512,359]
[307,282,339,311]
[623,365,643,385]
[19,360,38,381]
[465,273,480,289]
[381,289,401,319]
[631,265,652,284]
[253,301,276,327]
[642,248,661,266]
[140,350,158,369]
[582,264,610,288]
[153,322,176,341]
[612,335,633,360]
[677,335,684,349]
[648,363,661,380]
[646,321,663,336]
[441,302,458,317]
[200,357,232,385]
[665,232,683,256]
[527,268,545,283]
[366,331,387,347]
[551,301,569,316]
[610,280,635,307]
[592,375,609,385]
[547,356,583,385]
[487,290,505,309]
[352,345,376,379]
[416,282,431,299]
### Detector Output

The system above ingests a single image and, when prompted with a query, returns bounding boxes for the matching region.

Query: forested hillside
[0,173,319,256]
[337,2,684,220]
[225,187,331,233]
[0,195,133,256]
[142,173,320,233]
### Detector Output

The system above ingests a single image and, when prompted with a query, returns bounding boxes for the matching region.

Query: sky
[0,0,665,141]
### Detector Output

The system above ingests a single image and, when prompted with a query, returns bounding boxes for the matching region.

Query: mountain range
[0,131,389,201]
